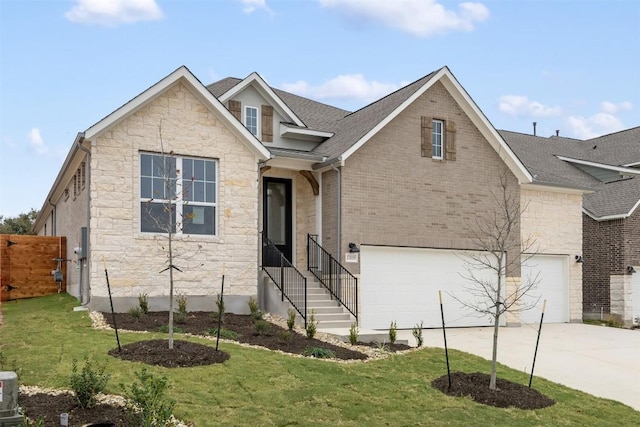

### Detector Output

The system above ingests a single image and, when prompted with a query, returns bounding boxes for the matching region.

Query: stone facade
[87,81,261,312]
[520,187,583,322]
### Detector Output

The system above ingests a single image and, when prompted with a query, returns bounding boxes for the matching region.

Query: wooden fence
[0,235,67,301]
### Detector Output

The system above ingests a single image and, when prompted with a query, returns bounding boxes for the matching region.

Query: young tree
[453,171,539,390]
[0,209,38,234]
[141,127,200,350]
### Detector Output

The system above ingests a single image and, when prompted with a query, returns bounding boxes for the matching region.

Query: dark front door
[263,177,293,265]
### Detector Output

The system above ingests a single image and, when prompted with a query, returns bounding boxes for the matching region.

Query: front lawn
[1,294,638,426]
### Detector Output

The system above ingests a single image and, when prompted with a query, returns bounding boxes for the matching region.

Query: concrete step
[307,306,346,315]
[305,299,342,308]
[315,319,356,329]
[313,312,351,323]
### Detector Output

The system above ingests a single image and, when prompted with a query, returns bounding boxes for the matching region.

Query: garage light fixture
[627,266,636,274]
[348,242,360,253]
[575,255,583,263]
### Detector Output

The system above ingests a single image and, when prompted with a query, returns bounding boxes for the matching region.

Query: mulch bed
[17,310,554,424]
[104,311,371,363]
[432,371,556,410]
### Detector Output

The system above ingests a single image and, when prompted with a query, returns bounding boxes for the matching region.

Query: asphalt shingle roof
[208,72,639,220]
[499,130,600,190]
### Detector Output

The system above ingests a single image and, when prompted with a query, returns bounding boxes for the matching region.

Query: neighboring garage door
[632,267,640,325]
[359,246,504,329]
[520,255,569,324]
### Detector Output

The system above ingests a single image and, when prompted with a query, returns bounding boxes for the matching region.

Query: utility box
[0,371,22,427]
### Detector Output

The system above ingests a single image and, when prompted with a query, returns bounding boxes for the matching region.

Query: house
[500,128,640,325]
[33,65,587,329]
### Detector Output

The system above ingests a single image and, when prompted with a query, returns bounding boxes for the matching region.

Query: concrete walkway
[399,323,640,411]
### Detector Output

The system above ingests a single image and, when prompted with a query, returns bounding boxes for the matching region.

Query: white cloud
[65,0,163,26]
[281,74,400,102]
[238,0,270,14]
[498,95,562,118]
[27,128,48,155]
[568,113,625,140]
[317,0,490,37]
[600,101,633,114]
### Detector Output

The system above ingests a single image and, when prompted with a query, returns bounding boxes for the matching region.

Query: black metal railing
[307,234,358,321]
[261,234,307,327]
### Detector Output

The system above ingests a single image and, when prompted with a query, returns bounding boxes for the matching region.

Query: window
[432,119,444,159]
[80,162,86,190]
[140,153,217,235]
[245,106,258,136]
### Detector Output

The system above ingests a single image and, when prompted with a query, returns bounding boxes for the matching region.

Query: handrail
[307,234,358,321]
[261,234,307,327]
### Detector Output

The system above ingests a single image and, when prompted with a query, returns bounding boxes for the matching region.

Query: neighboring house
[501,128,640,325]
[34,65,587,329]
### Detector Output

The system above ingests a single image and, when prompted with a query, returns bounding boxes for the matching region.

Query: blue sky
[1,0,639,218]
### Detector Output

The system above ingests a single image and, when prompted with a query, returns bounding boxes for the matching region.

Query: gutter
[76,134,91,306]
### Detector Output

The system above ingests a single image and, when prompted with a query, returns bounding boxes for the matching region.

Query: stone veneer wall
[87,81,260,312]
[520,187,583,322]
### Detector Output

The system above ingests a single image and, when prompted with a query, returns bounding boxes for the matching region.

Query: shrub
[215,293,225,322]
[157,324,183,334]
[349,322,359,345]
[302,347,335,359]
[208,328,239,340]
[277,330,292,343]
[138,293,149,315]
[248,296,260,316]
[306,309,318,339]
[286,308,296,331]
[128,306,142,319]
[174,293,188,323]
[412,321,424,347]
[122,367,175,427]
[69,355,111,409]
[389,320,397,345]
[254,320,271,336]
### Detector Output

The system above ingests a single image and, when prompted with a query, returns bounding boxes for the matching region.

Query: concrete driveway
[398,323,640,411]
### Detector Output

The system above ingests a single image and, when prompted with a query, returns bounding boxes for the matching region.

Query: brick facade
[583,207,640,323]
[339,81,521,275]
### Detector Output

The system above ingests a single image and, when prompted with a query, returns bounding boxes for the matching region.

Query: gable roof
[207,77,350,132]
[310,67,533,184]
[501,128,640,220]
[84,66,270,159]
[583,177,640,219]
[216,72,306,127]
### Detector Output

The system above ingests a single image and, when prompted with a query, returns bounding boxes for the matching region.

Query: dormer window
[245,106,258,136]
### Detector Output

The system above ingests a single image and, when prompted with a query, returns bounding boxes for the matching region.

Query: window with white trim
[432,119,444,159]
[140,153,217,235]
[245,106,258,136]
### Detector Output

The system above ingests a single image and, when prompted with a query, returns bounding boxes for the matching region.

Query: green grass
[2,294,639,426]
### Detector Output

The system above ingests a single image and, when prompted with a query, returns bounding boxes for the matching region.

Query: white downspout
[76,134,91,306]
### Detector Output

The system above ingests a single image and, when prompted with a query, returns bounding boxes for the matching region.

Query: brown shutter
[261,105,273,142]
[229,100,241,121]
[445,120,457,161]
[421,116,432,157]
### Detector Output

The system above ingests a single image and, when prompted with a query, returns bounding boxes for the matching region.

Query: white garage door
[520,255,569,324]
[632,267,640,325]
[359,246,504,329]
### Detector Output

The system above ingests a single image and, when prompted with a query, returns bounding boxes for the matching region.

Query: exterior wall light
[627,266,636,274]
[575,255,583,263]
[348,242,360,253]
